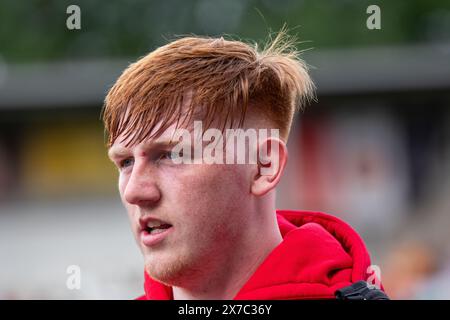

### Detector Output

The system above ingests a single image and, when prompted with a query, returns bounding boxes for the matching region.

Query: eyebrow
[108,139,185,160]
[108,145,135,162]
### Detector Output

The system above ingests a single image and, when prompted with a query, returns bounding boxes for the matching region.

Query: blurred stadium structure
[1,0,450,299]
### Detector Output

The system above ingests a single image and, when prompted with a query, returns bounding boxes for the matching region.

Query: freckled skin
[109,107,287,299]
[114,122,257,287]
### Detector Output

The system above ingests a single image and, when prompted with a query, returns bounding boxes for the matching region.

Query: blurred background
[1,0,450,299]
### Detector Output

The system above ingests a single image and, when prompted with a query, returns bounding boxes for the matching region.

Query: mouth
[139,217,173,247]
[145,223,172,235]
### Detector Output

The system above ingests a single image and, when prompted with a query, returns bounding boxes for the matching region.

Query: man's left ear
[251,137,288,197]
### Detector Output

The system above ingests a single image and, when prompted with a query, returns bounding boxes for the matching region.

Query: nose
[122,161,161,207]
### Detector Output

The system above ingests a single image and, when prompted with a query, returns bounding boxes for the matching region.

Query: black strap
[335,281,390,300]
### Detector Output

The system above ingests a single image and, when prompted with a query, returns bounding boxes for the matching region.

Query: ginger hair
[102,31,315,147]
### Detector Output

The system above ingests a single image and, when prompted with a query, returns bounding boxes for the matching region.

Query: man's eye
[119,158,134,169]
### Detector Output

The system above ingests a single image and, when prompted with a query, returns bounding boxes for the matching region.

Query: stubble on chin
[144,251,203,287]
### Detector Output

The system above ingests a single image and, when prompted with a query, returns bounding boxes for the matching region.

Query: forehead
[109,121,187,153]
[109,102,229,152]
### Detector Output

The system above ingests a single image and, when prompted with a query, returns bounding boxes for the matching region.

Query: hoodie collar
[142,210,372,300]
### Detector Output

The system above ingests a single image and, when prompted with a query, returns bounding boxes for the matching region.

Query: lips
[139,216,173,247]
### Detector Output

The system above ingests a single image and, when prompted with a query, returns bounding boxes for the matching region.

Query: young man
[102,34,387,300]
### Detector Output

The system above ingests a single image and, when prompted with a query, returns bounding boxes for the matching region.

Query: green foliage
[0,0,449,62]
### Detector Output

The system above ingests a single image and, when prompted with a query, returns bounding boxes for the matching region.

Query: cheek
[168,165,250,222]
[117,173,129,200]
[118,173,126,192]
[117,174,137,222]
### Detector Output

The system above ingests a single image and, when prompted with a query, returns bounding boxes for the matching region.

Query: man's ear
[251,137,288,197]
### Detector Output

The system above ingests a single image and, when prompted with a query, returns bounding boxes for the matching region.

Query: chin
[144,252,199,287]
[145,255,179,281]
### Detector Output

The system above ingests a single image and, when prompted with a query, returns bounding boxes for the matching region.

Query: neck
[172,209,282,300]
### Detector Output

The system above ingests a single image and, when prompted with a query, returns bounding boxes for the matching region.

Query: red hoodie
[137,210,379,300]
